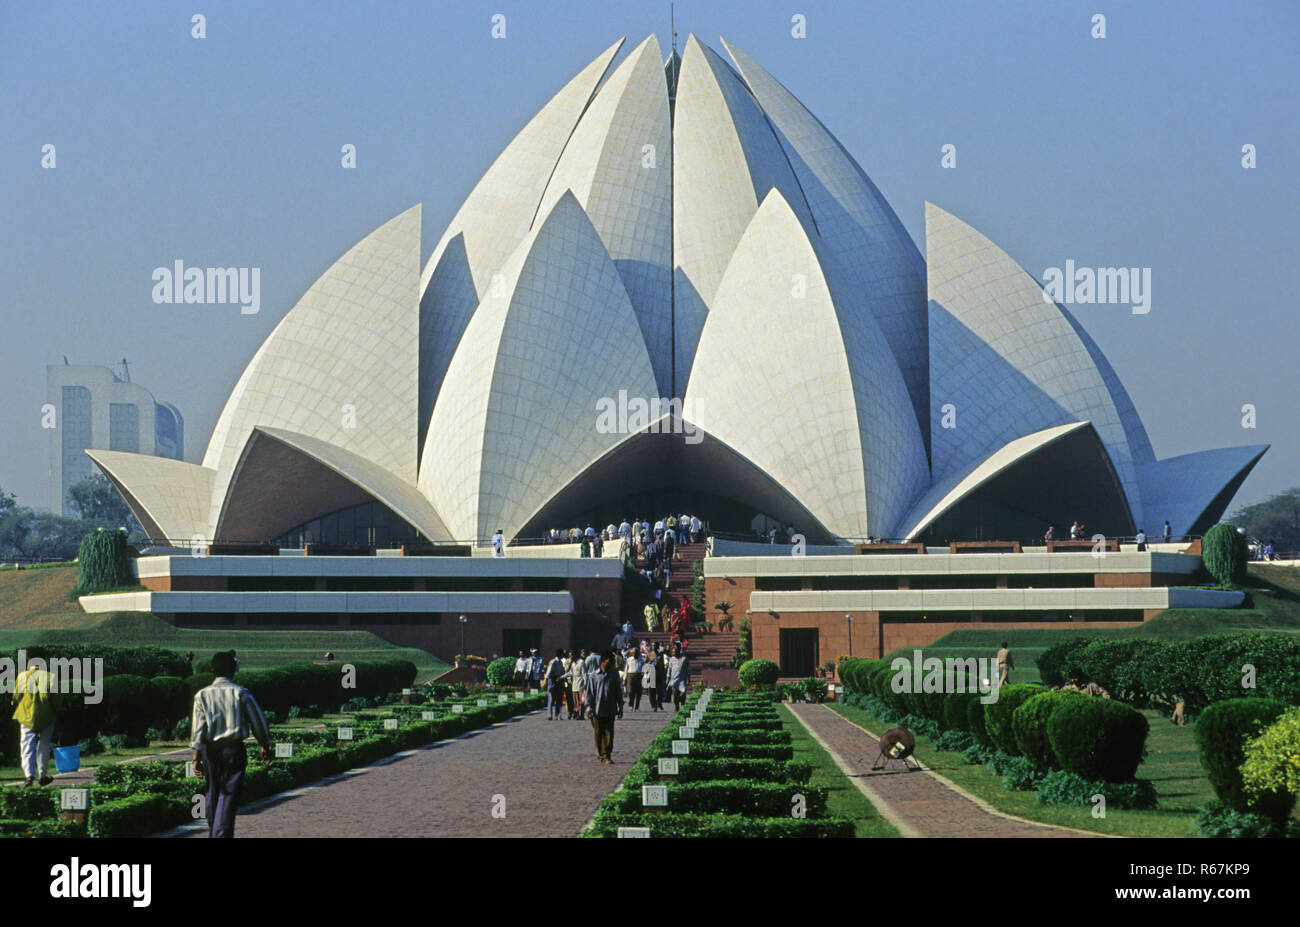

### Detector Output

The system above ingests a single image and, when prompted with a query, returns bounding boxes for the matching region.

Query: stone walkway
[171,706,672,838]
[786,703,1103,838]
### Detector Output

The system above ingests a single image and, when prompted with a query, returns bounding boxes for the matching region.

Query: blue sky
[2,0,1296,514]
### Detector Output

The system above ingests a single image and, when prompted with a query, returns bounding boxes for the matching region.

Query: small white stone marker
[498,694,508,703]
[515,691,525,699]
[421,711,436,720]
[641,785,668,807]
[678,726,695,739]
[402,688,413,696]
[452,704,464,714]
[275,743,294,758]
[657,757,679,776]
[384,718,399,729]
[185,761,198,778]
[530,688,538,695]
[616,826,652,838]
[671,740,690,755]
[61,789,88,811]
[477,699,488,707]
[338,727,354,741]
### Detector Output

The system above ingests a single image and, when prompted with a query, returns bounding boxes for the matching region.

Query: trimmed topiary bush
[982,684,1043,755]
[944,692,978,732]
[967,698,993,748]
[1195,698,1293,820]
[1202,523,1248,587]
[1012,690,1089,769]
[486,656,516,686]
[1047,698,1149,782]
[737,659,781,688]
[73,529,134,596]
[1240,706,1300,817]
[1036,637,1093,689]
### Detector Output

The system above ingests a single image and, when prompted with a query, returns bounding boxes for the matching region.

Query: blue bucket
[53,745,81,773]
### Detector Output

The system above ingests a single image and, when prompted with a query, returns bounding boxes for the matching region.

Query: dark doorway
[502,628,542,657]
[779,628,819,678]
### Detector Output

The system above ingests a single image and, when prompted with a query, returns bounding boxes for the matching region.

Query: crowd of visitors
[510,637,691,763]
[545,514,706,548]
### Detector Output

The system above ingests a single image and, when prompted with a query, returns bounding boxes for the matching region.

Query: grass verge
[777,702,900,837]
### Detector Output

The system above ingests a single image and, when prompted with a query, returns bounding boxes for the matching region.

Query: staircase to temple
[629,541,739,684]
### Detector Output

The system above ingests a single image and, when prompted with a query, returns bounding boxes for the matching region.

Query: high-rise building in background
[47,359,183,515]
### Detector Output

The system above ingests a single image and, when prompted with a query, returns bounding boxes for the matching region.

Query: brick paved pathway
[787,703,1103,838]
[172,707,672,838]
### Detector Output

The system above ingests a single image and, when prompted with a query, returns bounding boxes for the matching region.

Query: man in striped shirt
[190,650,272,838]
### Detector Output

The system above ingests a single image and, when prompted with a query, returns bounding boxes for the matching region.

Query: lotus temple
[80,35,1263,672]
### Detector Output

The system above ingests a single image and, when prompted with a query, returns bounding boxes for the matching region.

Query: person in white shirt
[513,650,528,686]
[190,650,272,838]
[492,529,505,557]
[690,515,701,542]
[624,648,645,710]
[619,520,631,540]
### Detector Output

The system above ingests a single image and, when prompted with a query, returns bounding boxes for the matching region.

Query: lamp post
[846,613,853,657]
[458,614,468,658]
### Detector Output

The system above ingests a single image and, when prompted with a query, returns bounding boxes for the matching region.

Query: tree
[67,473,135,528]
[1229,488,1300,552]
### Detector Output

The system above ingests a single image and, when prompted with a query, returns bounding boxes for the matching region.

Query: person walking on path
[667,643,690,710]
[513,650,528,687]
[569,650,587,720]
[12,649,61,787]
[530,648,544,689]
[642,648,659,711]
[996,641,1014,686]
[585,651,623,764]
[544,649,567,720]
[190,650,272,838]
[624,647,644,710]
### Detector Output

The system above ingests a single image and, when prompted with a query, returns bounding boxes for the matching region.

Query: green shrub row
[1036,633,1300,712]
[584,812,854,838]
[597,779,828,817]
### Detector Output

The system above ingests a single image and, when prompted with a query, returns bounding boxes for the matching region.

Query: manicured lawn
[828,701,1207,837]
[776,702,900,837]
[883,563,1300,683]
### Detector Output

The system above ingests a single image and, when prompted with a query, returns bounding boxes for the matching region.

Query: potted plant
[715,600,734,631]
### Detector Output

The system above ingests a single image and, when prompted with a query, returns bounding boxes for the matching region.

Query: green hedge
[186,659,419,715]
[1012,690,1089,769]
[586,812,854,838]
[982,684,1043,755]
[599,779,827,817]
[1047,698,1148,782]
[624,757,810,787]
[1195,698,1294,821]
[485,656,516,686]
[1036,632,1300,713]
[967,698,993,747]
[737,659,781,687]
[837,658,885,694]
[87,793,187,838]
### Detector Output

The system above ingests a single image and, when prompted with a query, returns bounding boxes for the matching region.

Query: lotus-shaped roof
[89,34,1265,547]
